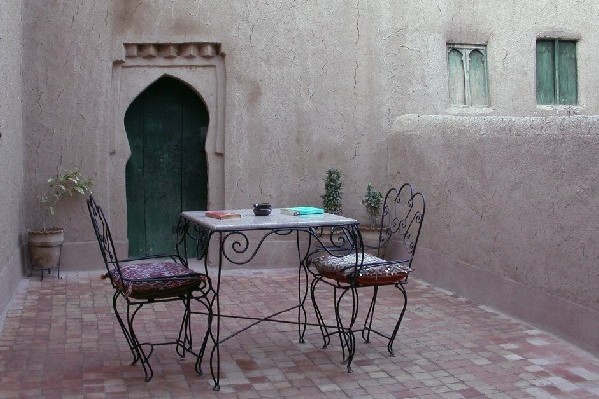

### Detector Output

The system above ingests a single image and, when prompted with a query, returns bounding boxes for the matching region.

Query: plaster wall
[0,0,24,317]
[21,1,391,270]
[385,0,599,116]
[21,1,115,271]
[381,0,599,356]
[24,1,598,267]
[389,114,599,355]
[17,0,599,355]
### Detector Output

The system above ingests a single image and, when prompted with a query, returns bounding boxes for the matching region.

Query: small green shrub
[321,168,343,214]
[361,183,382,226]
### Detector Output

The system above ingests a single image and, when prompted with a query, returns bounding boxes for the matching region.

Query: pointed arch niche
[108,42,225,247]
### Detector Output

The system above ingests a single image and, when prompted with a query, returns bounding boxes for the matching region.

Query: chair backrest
[87,195,122,280]
[376,183,426,266]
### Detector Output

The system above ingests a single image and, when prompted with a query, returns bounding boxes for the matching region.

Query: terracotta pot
[360,226,386,258]
[27,228,65,270]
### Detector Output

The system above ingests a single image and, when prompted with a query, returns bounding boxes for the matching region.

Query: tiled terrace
[0,268,598,399]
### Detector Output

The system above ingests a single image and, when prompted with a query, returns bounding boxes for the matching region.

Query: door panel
[469,49,488,106]
[125,97,146,256]
[448,49,465,105]
[125,76,208,256]
[557,40,577,105]
[536,40,556,105]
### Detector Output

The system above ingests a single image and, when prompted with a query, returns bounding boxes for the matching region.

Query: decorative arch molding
[107,42,226,246]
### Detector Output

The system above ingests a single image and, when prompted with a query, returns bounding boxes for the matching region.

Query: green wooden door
[125,76,208,256]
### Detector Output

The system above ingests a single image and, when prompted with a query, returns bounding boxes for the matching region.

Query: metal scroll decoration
[219,229,295,265]
[378,183,426,262]
[175,217,213,266]
[307,224,362,259]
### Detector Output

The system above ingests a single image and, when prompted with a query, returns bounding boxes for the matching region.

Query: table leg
[297,229,313,343]
[209,231,223,391]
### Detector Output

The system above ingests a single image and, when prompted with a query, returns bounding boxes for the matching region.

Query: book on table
[280,206,325,216]
[205,210,242,219]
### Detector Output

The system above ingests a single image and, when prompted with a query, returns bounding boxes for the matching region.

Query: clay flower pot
[360,225,386,258]
[27,228,65,277]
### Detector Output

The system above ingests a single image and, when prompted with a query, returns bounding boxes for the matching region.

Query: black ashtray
[253,203,272,216]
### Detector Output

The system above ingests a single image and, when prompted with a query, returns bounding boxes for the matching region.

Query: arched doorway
[125,76,208,256]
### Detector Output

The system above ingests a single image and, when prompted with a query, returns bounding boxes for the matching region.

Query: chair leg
[310,277,331,348]
[334,287,358,373]
[126,303,154,382]
[194,296,214,376]
[362,286,379,343]
[387,283,408,357]
[112,292,141,365]
[111,284,214,382]
[113,292,154,380]
[334,287,345,355]
[176,296,193,358]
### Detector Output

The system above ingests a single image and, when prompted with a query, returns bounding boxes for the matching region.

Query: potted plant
[318,168,343,238]
[360,183,385,257]
[28,168,93,279]
[362,183,383,227]
[321,168,343,215]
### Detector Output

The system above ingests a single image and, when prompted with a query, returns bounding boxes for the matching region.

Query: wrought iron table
[177,208,360,390]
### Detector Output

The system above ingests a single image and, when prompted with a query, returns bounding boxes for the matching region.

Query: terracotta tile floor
[1,268,598,399]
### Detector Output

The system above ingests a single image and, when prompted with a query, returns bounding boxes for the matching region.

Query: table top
[181,208,359,232]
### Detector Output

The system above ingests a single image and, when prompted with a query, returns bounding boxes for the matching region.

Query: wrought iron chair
[307,183,425,372]
[87,195,214,381]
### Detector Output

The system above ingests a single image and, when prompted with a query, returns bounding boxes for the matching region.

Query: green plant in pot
[319,168,343,238]
[362,183,383,227]
[360,183,385,257]
[321,168,343,215]
[28,168,93,279]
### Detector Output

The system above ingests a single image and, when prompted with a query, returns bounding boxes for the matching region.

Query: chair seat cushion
[106,262,206,299]
[311,253,412,285]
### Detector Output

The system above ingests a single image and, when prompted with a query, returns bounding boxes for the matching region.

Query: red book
[205,211,242,220]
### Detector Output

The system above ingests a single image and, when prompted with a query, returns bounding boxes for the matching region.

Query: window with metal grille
[447,44,489,107]
[536,39,577,105]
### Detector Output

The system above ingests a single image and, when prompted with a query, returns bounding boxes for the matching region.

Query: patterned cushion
[311,253,412,285]
[105,262,206,299]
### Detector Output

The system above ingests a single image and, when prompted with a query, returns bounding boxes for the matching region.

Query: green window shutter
[469,49,489,106]
[448,45,489,107]
[557,40,577,105]
[536,40,556,105]
[448,49,466,105]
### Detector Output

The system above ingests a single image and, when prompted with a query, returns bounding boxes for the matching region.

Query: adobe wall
[17,0,599,355]
[21,1,392,270]
[390,114,599,356]
[0,0,24,318]
[22,1,599,269]
[389,0,599,115]
[383,0,599,357]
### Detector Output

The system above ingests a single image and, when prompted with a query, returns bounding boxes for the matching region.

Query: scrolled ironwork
[175,217,213,265]
[307,225,361,259]
[176,210,362,391]
[307,182,426,373]
[87,195,214,382]
[220,229,295,265]
[378,183,426,261]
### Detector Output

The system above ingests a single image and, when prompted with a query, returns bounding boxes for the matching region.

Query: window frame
[447,43,490,108]
[535,38,578,106]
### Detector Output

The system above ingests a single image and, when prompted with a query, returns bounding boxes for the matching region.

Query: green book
[280,206,325,216]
